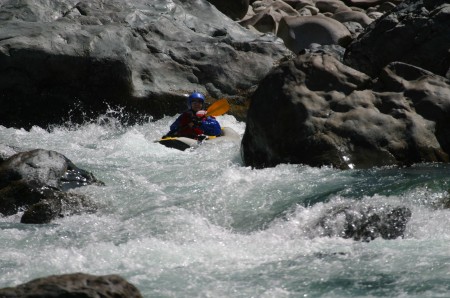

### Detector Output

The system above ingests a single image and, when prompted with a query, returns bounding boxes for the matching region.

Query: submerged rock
[0,273,143,298]
[0,149,102,223]
[317,203,412,241]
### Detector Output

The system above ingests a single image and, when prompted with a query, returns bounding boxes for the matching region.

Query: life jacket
[168,110,222,138]
[199,116,222,136]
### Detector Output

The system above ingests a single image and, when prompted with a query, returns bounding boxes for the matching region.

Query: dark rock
[0,273,143,298]
[0,149,101,223]
[0,181,43,216]
[20,197,62,224]
[207,0,250,20]
[344,0,450,78]
[241,52,450,169]
[0,0,290,129]
[318,203,412,241]
[20,190,97,224]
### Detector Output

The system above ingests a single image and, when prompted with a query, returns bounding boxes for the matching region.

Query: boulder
[315,0,350,13]
[0,0,290,129]
[344,0,402,9]
[277,15,352,54]
[331,10,373,27]
[0,273,142,298]
[0,149,102,223]
[241,52,450,169]
[344,0,450,78]
[240,0,301,34]
[0,149,102,190]
[240,7,283,34]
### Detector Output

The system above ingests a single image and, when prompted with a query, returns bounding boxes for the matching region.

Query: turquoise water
[1,113,450,297]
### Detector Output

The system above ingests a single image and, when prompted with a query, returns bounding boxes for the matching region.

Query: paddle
[205,98,229,117]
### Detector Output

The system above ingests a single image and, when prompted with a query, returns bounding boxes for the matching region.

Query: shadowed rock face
[0,273,143,298]
[0,0,290,129]
[241,53,450,169]
[207,0,250,20]
[344,0,450,78]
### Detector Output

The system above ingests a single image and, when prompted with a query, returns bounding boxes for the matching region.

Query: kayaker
[165,92,222,139]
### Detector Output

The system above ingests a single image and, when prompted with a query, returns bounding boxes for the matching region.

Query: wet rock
[0,149,101,223]
[318,203,412,241]
[0,273,143,298]
[0,149,103,190]
[344,0,450,78]
[241,52,450,169]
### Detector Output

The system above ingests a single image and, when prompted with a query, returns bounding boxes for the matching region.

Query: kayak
[156,127,240,151]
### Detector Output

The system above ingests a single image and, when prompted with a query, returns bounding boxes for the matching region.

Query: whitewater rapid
[1,113,450,297]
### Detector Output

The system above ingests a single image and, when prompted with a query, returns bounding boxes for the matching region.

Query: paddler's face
[191,99,203,112]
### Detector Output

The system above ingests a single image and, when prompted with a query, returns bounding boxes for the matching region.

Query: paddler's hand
[196,110,207,118]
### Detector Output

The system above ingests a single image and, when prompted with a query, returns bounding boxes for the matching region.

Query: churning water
[1,113,450,297]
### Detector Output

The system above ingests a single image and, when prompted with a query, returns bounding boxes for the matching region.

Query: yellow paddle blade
[206,98,230,117]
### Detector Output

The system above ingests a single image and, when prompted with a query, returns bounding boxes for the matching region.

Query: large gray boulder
[241,52,450,169]
[0,0,290,128]
[0,273,142,298]
[344,0,450,78]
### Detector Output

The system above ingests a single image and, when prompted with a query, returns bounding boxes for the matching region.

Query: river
[1,112,450,297]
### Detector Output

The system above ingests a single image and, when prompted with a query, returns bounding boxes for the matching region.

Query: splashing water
[1,113,450,297]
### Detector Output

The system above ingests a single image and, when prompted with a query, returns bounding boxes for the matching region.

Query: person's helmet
[188,92,205,108]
